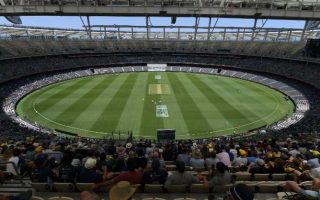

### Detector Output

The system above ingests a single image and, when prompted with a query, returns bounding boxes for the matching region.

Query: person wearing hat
[232,149,248,168]
[224,183,254,200]
[78,158,108,183]
[109,181,136,200]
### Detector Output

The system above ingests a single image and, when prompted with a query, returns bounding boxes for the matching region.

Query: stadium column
[207,17,211,41]
[301,20,308,41]
[87,16,92,39]
[251,18,257,41]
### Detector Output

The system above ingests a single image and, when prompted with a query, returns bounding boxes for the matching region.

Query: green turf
[16,72,295,139]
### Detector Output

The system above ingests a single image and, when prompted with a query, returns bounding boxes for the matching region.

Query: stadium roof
[0,0,320,20]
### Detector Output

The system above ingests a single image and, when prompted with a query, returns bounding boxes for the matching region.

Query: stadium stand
[0,17,320,200]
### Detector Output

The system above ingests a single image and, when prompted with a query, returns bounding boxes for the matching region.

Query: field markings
[176,73,233,134]
[69,74,128,132]
[34,77,92,113]
[161,73,189,137]
[139,72,165,136]
[52,75,118,125]
[167,73,212,137]
[115,72,148,136]
[90,73,139,132]
[211,77,270,121]
[37,77,108,120]
[24,72,289,139]
[190,75,254,126]
[148,84,171,95]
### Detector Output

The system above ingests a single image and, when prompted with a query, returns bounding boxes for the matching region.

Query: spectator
[216,147,231,167]
[109,181,136,200]
[142,159,168,185]
[95,158,143,188]
[248,158,268,174]
[205,152,219,170]
[164,161,199,190]
[30,154,54,183]
[78,158,106,183]
[58,152,76,183]
[177,149,191,166]
[204,162,231,189]
[232,149,248,168]
[6,149,20,176]
[189,151,205,168]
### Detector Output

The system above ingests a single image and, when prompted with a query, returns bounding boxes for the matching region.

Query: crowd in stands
[1,130,320,199]
[0,55,319,199]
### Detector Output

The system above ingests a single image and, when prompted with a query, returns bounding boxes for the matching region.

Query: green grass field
[16,72,294,139]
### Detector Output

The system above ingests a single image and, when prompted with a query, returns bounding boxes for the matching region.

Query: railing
[1,24,319,42]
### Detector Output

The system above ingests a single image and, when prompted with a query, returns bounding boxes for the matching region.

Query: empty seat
[144,184,163,193]
[76,183,95,192]
[253,174,270,181]
[190,184,209,193]
[235,172,251,181]
[31,183,51,192]
[271,174,287,181]
[257,183,282,193]
[53,183,75,192]
[167,185,188,193]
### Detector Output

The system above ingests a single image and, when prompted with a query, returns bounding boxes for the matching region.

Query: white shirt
[6,156,19,175]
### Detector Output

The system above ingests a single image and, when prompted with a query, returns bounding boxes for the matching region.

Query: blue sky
[0,16,306,29]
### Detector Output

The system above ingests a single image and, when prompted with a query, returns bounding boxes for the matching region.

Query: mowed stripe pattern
[17,72,293,139]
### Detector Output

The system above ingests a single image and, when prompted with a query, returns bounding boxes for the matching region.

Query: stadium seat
[271,174,287,181]
[300,181,313,190]
[212,184,232,193]
[132,184,142,193]
[53,183,75,192]
[48,197,74,200]
[167,185,188,193]
[31,197,45,200]
[257,183,282,193]
[235,172,251,181]
[192,167,205,172]
[166,165,176,171]
[253,174,271,181]
[31,183,51,192]
[190,184,209,193]
[165,161,175,165]
[144,184,163,193]
[76,183,95,192]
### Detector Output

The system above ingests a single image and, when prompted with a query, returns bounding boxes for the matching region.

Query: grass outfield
[16,72,294,139]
